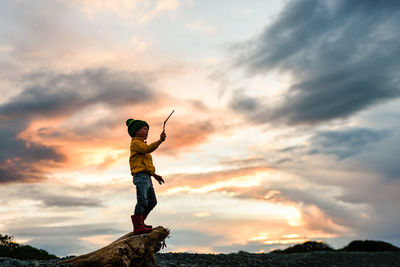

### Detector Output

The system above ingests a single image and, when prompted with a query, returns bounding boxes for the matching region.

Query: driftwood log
[59,226,170,267]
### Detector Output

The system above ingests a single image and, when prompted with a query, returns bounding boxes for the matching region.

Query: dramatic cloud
[158,164,359,237]
[0,68,155,183]
[355,128,400,181]
[275,126,399,181]
[0,119,65,183]
[308,127,388,160]
[0,182,116,209]
[233,0,400,124]
[1,68,153,118]
[2,0,400,255]
[39,193,102,208]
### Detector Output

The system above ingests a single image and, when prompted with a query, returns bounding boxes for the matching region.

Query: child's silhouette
[126,118,166,235]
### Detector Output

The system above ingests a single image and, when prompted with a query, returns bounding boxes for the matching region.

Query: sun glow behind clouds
[80,235,114,247]
[156,190,309,253]
[193,212,211,218]
[159,191,303,228]
[248,233,308,246]
[161,169,273,196]
[192,174,264,193]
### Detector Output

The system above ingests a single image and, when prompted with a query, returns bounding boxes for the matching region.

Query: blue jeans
[133,172,157,215]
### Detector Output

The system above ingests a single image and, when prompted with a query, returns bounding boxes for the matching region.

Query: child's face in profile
[136,126,149,140]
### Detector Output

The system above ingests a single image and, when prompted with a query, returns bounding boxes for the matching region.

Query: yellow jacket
[129,137,160,175]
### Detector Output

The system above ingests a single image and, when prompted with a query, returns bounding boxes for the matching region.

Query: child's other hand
[160,131,166,142]
[153,174,165,184]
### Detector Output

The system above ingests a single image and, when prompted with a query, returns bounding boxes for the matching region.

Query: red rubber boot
[131,214,152,235]
[143,212,152,229]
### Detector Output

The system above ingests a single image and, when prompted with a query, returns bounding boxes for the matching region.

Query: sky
[1,0,400,256]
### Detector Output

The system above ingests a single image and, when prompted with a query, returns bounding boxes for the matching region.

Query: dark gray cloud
[308,127,388,160]
[229,89,260,113]
[0,183,104,207]
[40,194,102,208]
[0,68,155,183]
[1,68,153,117]
[356,129,400,180]
[233,0,400,124]
[0,120,64,163]
[0,162,46,183]
[0,119,65,183]
[276,126,399,180]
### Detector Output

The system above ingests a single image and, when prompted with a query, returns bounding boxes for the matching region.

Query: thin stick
[163,110,175,132]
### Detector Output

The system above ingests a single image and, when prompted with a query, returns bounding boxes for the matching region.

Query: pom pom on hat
[126,118,149,138]
[126,118,135,127]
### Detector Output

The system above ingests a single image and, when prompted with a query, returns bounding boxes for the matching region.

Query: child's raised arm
[131,131,166,153]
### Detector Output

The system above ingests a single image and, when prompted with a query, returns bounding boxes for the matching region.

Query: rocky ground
[1,251,400,266]
[155,251,400,266]
[0,257,72,267]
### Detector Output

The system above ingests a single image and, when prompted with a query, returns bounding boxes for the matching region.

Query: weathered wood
[59,226,169,267]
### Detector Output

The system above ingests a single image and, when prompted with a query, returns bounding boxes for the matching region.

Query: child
[126,118,166,235]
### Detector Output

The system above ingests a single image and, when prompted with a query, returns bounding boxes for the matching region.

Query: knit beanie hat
[126,118,149,138]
